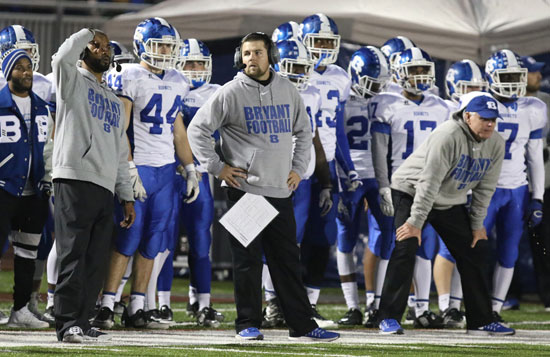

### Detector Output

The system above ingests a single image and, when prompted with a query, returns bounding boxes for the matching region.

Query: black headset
[233,32,280,70]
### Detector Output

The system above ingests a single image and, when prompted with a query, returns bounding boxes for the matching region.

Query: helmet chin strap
[314,53,327,70]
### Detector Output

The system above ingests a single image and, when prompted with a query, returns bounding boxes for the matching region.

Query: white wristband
[184,164,195,173]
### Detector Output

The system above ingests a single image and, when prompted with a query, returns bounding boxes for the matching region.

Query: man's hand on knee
[396,222,421,246]
[471,228,488,248]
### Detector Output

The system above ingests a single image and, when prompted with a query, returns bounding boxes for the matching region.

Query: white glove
[183,164,200,203]
[346,170,362,192]
[319,188,333,217]
[379,187,394,216]
[129,161,147,202]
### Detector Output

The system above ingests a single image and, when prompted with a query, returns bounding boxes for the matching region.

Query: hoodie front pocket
[246,149,291,189]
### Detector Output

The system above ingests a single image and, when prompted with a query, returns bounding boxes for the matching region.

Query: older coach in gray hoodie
[188,32,338,342]
[51,28,135,343]
[376,92,514,336]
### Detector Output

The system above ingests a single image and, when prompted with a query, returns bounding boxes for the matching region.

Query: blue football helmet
[348,46,390,98]
[300,13,340,66]
[110,41,134,64]
[395,47,435,95]
[272,21,301,43]
[274,39,313,91]
[485,49,527,99]
[380,36,416,79]
[133,17,180,70]
[445,59,487,102]
[0,25,39,71]
[177,38,212,88]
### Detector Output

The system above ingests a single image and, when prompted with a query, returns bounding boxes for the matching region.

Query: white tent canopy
[104,0,550,63]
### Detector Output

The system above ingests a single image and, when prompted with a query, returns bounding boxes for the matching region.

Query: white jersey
[370,92,451,174]
[0,72,53,104]
[386,81,440,97]
[298,85,322,180]
[181,83,220,173]
[444,99,459,112]
[495,96,547,198]
[309,64,351,161]
[108,63,190,167]
[339,92,375,179]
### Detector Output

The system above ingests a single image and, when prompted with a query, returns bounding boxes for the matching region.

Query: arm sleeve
[334,100,355,174]
[51,28,93,101]
[469,141,505,230]
[371,126,391,189]
[406,135,454,229]
[526,103,547,201]
[187,89,227,177]
[114,102,134,202]
[291,89,313,178]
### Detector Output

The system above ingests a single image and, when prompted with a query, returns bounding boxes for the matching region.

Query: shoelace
[308,328,325,337]
[67,326,82,335]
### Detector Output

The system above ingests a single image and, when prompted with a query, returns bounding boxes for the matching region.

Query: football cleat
[91,307,115,329]
[413,310,445,329]
[337,308,362,326]
[262,298,285,328]
[311,304,337,329]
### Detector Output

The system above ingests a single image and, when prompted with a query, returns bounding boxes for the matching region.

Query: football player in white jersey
[335,46,394,327]
[431,59,488,328]
[261,38,333,328]
[152,38,224,327]
[92,17,198,329]
[370,47,450,328]
[299,13,360,327]
[483,50,547,322]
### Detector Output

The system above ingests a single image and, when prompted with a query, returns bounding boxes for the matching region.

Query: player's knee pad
[336,250,356,276]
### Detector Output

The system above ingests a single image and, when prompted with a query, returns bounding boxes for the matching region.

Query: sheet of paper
[219,193,279,247]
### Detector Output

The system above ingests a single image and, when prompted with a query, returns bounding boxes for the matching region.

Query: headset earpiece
[233,32,280,69]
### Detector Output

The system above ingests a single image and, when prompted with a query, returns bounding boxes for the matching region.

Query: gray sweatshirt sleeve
[42,114,54,183]
[114,103,134,202]
[51,28,93,101]
[372,131,391,189]
[291,89,312,178]
[187,90,226,177]
[469,142,504,230]
[406,134,454,229]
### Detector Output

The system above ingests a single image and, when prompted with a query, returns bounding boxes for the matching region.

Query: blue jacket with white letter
[0,83,50,197]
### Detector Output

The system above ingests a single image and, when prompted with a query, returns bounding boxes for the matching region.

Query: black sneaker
[197,306,220,327]
[83,327,111,341]
[492,311,505,323]
[186,302,199,317]
[113,302,127,316]
[62,326,83,343]
[159,305,174,322]
[403,307,415,325]
[363,309,379,328]
[91,307,115,329]
[413,310,445,329]
[212,305,225,322]
[123,309,165,329]
[262,298,285,328]
[311,304,336,329]
[42,306,55,327]
[337,308,362,326]
[146,309,172,329]
[441,308,465,328]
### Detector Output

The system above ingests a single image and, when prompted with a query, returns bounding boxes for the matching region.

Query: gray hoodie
[187,70,312,198]
[51,29,133,201]
[391,110,505,230]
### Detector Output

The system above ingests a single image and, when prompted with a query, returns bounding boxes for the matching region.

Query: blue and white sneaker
[236,327,264,340]
[379,318,404,335]
[467,322,515,336]
[289,327,340,342]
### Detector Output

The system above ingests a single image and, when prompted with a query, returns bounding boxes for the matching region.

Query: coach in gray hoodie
[51,28,135,343]
[188,32,338,341]
[377,92,514,336]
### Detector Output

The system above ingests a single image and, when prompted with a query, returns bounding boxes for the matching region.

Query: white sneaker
[0,310,8,325]
[7,305,49,328]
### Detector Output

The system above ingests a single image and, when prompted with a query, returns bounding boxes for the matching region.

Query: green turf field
[1,270,550,356]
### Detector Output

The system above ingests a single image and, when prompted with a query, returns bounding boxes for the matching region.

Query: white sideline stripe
[165,347,359,356]
[170,306,349,313]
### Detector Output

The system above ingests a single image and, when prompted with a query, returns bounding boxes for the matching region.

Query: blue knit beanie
[1,49,32,80]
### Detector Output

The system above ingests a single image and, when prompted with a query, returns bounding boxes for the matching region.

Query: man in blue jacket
[0,48,51,329]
